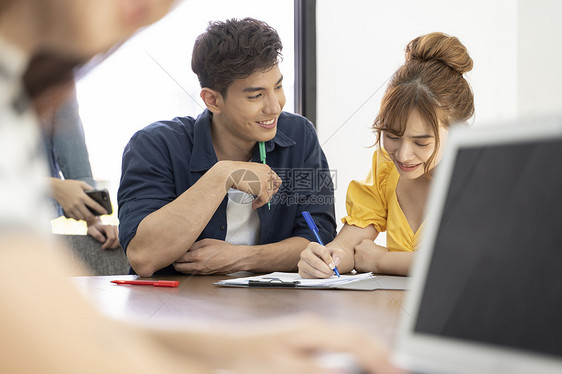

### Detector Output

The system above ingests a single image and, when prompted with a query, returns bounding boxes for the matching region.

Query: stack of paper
[215,272,375,288]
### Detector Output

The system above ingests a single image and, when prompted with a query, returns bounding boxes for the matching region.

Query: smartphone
[85,188,113,215]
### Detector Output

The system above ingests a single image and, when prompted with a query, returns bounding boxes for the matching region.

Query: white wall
[317,0,562,229]
[517,0,562,118]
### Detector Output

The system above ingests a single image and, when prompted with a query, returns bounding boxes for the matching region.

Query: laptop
[394,117,562,374]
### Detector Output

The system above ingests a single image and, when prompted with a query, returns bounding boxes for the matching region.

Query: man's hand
[50,178,107,221]
[354,239,388,273]
[220,161,282,209]
[172,239,251,275]
[86,217,120,249]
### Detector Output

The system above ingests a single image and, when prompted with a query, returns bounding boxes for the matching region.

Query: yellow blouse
[341,149,423,252]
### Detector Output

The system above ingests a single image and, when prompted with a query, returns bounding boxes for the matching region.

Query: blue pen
[301,211,340,277]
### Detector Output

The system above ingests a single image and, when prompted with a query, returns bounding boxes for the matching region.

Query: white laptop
[394,117,562,374]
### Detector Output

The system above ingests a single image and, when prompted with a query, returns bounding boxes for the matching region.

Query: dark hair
[373,32,475,175]
[22,51,82,121]
[22,46,116,122]
[191,17,283,96]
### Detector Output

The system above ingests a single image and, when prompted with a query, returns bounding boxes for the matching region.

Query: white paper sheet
[216,271,374,288]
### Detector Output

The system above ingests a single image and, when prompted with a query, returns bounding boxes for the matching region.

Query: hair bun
[405,32,473,74]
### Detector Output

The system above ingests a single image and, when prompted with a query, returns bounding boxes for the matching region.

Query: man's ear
[200,88,223,114]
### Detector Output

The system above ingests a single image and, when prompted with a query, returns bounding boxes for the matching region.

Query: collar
[190,110,219,172]
[189,109,297,172]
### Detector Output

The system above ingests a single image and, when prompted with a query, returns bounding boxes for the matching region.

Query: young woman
[298,32,475,277]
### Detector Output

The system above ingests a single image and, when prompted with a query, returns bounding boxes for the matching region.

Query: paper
[216,272,374,288]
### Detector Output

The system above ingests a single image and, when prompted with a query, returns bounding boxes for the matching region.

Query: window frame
[294,0,317,126]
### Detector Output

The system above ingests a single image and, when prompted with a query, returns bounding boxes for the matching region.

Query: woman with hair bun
[299,32,475,277]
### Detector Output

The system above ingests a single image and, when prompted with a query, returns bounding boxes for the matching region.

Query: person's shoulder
[277,111,316,136]
[130,116,197,144]
[140,116,197,136]
[278,111,314,128]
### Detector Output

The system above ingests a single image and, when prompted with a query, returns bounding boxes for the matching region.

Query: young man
[0,1,399,373]
[118,18,336,277]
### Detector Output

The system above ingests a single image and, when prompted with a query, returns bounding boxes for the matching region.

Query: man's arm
[172,236,309,274]
[127,161,280,277]
[246,236,309,272]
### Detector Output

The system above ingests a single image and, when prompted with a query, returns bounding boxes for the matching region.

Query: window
[76,1,295,197]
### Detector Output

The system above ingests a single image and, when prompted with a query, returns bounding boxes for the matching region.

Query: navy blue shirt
[118,110,336,275]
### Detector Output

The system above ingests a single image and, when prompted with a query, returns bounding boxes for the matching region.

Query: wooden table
[73,274,407,346]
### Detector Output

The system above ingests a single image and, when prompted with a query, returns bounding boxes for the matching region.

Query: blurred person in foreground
[0,0,401,373]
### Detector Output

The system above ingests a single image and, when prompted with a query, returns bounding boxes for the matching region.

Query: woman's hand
[354,239,414,275]
[354,239,389,273]
[298,242,353,278]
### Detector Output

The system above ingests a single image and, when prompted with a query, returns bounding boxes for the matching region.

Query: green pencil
[258,142,270,210]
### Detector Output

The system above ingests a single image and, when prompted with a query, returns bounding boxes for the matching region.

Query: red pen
[111,280,179,288]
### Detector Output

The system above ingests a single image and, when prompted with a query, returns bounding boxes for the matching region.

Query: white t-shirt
[225,188,260,246]
[0,35,52,235]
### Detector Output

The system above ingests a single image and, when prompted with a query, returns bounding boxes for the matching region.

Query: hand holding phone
[52,178,113,220]
[85,189,113,216]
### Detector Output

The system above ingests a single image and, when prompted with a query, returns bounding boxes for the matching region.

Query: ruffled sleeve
[341,149,395,233]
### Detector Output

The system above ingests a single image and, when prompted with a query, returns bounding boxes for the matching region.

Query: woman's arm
[354,240,414,276]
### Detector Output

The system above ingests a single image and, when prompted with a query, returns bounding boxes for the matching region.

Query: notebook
[394,117,562,374]
[216,271,409,290]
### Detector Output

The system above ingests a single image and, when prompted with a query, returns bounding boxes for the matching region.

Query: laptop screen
[413,138,562,358]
